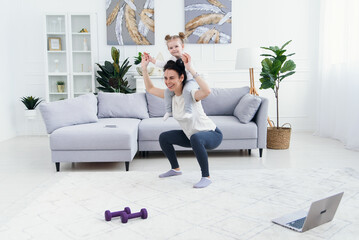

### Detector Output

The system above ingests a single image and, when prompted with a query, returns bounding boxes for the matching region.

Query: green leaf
[259,78,275,90]
[271,59,282,75]
[261,58,273,72]
[280,40,292,50]
[260,54,275,58]
[286,53,295,57]
[280,60,296,73]
[279,71,295,81]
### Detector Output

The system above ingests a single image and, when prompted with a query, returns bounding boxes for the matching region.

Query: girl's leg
[189,128,223,178]
[158,130,191,177]
[183,79,199,114]
[164,88,174,113]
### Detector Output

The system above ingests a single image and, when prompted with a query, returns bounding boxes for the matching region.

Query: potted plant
[21,96,43,119]
[259,40,296,149]
[57,81,65,92]
[96,47,135,93]
[133,52,154,76]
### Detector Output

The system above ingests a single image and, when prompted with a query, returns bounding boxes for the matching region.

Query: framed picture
[48,37,62,51]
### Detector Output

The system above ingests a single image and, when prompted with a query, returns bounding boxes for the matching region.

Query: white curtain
[316,0,359,150]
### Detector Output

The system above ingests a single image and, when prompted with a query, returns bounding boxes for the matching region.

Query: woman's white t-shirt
[172,89,216,139]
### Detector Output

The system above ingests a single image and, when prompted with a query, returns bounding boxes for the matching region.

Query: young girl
[141,53,223,188]
[148,32,198,121]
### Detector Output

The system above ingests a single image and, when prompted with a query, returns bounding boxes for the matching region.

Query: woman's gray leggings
[159,128,223,177]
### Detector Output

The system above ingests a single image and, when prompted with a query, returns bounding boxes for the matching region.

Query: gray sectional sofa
[39,87,268,172]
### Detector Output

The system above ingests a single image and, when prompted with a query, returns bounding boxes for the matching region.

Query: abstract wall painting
[185,0,232,44]
[106,0,155,45]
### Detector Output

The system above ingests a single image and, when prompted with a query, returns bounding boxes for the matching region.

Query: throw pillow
[145,91,166,117]
[202,87,250,116]
[97,92,149,119]
[39,93,98,134]
[234,93,262,123]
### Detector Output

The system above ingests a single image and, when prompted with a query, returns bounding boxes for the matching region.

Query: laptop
[272,192,344,232]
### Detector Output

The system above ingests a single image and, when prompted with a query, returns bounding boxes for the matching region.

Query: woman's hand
[141,52,150,70]
[181,53,192,71]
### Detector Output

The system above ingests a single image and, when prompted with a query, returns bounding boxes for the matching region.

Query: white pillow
[39,93,98,134]
[97,92,149,119]
[234,93,262,123]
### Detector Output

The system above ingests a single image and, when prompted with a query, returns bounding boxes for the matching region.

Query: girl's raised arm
[141,53,165,98]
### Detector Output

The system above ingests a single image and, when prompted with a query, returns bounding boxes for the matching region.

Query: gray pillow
[97,92,149,119]
[39,93,98,134]
[202,87,250,116]
[145,91,166,117]
[234,93,262,123]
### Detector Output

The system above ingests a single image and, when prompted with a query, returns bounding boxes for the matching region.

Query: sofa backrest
[145,87,250,117]
[201,87,250,116]
[39,93,98,134]
[97,92,149,119]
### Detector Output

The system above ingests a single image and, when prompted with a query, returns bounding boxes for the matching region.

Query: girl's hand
[181,53,192,71]
[141,53,150,69]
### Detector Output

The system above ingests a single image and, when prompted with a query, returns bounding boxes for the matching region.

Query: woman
[141,53,223,188]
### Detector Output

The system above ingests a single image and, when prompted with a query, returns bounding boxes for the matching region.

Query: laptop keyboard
[287,217,306,229]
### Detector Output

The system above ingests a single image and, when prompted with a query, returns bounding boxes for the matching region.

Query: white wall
[8,0,320,137]
[0,1,19,141]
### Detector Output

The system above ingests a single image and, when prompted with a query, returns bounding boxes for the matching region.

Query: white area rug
[1,168,359,240]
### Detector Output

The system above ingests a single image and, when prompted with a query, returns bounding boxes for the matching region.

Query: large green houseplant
[96,47,135,93]
[259,40,296,149]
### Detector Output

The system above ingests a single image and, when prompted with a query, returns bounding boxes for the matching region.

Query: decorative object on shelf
[184,0,232,44]
[106,0,155,45]
[259,40,296,149]
[133,52,154,76]
[96,47,135,93]
[57,81,65,92]
[21,96,43,119]
[53,59,59,72]
[48,37,62,51]
[79,28,88,33]
[83,37,88,51]
[151,52,164,76]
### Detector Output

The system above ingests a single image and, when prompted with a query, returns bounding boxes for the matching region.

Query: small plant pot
[57,85,65,92]
[136,67,154,76]
[24,109,37,120]
[267,123,291,149]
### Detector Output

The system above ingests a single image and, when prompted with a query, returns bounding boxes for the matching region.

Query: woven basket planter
[267,123,291,149]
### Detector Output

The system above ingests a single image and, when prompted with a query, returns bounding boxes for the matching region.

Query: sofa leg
[146,151,149,157]
[259,148,263,158]
[125,162,129,171]
[55,162,60,172]
[248,149,251,155]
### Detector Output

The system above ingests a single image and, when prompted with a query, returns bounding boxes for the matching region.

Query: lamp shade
[235,48,261,70]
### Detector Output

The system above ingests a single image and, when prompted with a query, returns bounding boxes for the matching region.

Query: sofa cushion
[139,116,257,141]
[39,93,98,134]
[145,91,166,117]
[202,87,250,116]
[234,93,262,124]
[97,92,149,119]
[50,118,140,150]
[139,117,181,141]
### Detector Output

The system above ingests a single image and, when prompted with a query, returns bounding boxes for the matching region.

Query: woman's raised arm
[141,53,165,98]
[182,53,211,101]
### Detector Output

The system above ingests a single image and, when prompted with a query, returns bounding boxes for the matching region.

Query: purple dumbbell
[104,207,131,221]
[119,208,148,223]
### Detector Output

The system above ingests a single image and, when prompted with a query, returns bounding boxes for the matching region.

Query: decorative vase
[57,85,65,92]
[136,67,154,76]
[24,109,37,120]
[266,123,292,149]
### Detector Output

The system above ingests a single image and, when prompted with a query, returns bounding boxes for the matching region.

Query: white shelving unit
[44,13,98,102]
